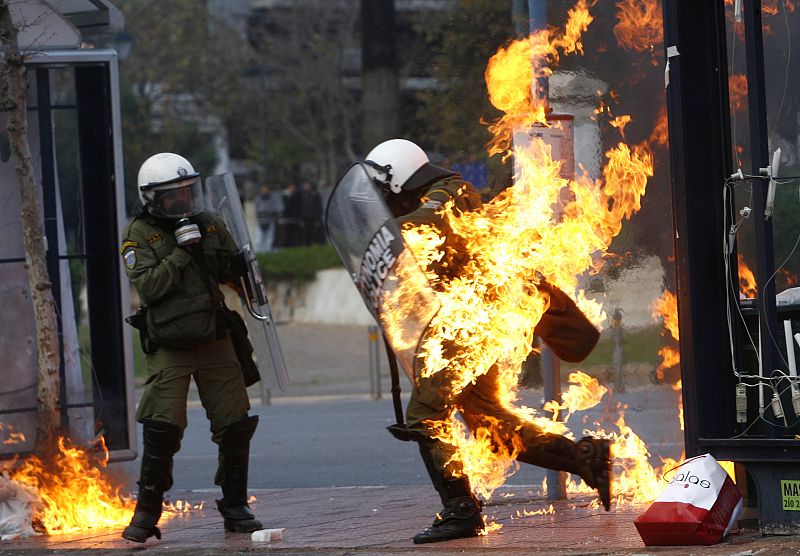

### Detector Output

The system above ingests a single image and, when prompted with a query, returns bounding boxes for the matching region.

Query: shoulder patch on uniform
[146,233,164,244]
[426,188,453,199]
[205,224,218,234]
[120,240,139,253]
[123,249,137,269]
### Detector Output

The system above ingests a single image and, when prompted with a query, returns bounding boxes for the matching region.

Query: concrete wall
[267,268,376,325]
[266,256,666,331]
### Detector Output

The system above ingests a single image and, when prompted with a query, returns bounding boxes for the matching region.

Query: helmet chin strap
[364,160,396,194]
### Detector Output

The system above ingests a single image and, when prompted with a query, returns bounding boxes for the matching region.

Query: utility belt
[126,292,227,353]
[126,298,260,387]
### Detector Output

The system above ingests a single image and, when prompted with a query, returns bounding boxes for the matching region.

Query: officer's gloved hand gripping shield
[204,173,290,390]
[325,163,440,381]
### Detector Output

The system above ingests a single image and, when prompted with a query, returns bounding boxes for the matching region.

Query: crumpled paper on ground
[0,473,40,540]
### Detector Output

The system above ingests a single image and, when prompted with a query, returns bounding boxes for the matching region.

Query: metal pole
[527,0,565,501]
[611,309,625,392]
[368,325,381,399]
[743,0,780,432]
[542,345,566,500]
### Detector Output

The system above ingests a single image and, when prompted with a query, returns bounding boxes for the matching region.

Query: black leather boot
[517,433,612,511]
[122,420,182,543]
[413,439,484,544]
[413,477,484,544]
[215,415,263,533]
[574,436,612,511]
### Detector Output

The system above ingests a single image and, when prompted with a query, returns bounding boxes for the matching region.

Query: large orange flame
[613,0,663,54]
[5,435,201,535]
[9,437,134,534]
[381,0,662,505]
[485,0,593,160]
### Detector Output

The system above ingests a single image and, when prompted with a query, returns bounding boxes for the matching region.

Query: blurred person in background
[300,180,323,245]
[254,184,284,252]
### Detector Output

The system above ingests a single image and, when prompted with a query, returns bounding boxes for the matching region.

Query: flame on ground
[511,504,555,519]
[9,436,135,534]
[6,435,202,535]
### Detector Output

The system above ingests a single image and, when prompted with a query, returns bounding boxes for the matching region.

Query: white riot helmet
[137,152,204,219]
[364,139,453,195]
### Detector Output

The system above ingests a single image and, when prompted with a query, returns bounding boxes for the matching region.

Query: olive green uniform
[393,176,600,478]
[120,211,249,443]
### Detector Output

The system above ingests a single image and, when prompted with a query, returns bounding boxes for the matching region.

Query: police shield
[204,173,290,391]
[325,163,439,381]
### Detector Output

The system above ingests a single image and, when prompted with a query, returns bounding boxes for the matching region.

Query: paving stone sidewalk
[3,486,798,555]
[17,323,792,554]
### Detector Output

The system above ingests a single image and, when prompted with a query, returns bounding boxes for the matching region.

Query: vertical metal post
[527,0,565,501]
[743,0,779,431]
[661,0,737,450]
[76,64,130,451]
[611,309,625,392]
[528,0,549,100]
[260,383,271,406]
[542,346,566,500]
[368,325,381,399]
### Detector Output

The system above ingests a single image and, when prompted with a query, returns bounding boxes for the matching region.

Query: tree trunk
[0,1,62,455]
[361,0,399,150]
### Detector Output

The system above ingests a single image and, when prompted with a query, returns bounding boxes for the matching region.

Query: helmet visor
[143,178,204,219]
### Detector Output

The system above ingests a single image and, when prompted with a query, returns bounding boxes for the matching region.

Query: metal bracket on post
[542,345,567,500]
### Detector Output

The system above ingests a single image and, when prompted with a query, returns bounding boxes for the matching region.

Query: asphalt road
[114,384,683,494]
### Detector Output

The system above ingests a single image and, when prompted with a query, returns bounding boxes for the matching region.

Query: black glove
[230,250,249,278]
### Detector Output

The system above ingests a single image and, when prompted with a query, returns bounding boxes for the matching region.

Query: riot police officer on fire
[120,153,263,542]
[333,139,613,544]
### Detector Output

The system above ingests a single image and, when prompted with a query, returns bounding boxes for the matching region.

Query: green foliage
[257,244,343,282]
[581,326,664,367]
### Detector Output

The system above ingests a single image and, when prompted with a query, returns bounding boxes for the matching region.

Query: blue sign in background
[452,162,489,190]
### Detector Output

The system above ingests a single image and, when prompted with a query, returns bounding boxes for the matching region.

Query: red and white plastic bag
[634,454,743,546]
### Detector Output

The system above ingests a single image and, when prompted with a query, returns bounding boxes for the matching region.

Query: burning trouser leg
[213,415,263,533]
[412,437,485,544]
[122,419,182,543]
[516,432,612,510]
[460,372,612,510]
[406,378,484,544]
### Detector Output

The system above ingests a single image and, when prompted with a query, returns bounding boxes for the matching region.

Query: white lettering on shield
[360,225,399,311]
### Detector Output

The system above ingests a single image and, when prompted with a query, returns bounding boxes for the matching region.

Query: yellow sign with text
[782,480,800,511]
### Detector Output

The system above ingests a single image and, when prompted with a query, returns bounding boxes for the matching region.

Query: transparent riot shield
[205,173,290,390]
[325,163,439,381]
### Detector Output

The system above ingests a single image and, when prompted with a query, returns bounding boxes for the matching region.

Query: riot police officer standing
[120,153,263,542]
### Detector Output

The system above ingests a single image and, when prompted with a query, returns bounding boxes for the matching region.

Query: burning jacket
[388,175,599,364]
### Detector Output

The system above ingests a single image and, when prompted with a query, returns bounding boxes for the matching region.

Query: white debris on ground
[0,473,40,540]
